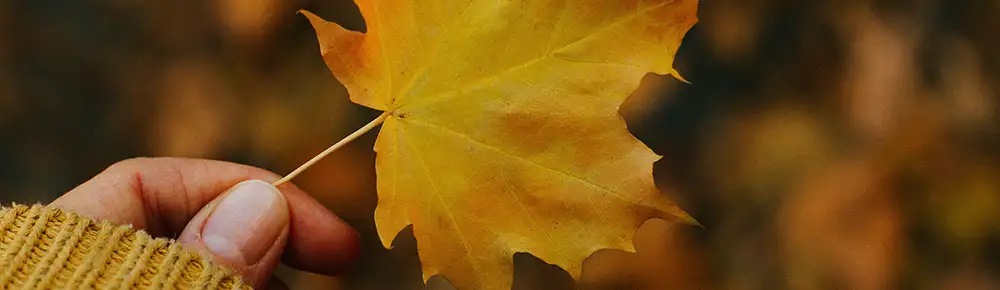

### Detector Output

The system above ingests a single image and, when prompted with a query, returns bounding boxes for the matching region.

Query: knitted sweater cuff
[0,204,250,290]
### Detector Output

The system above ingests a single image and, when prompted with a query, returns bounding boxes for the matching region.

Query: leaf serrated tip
[671,69,692,84]
[680,212,703,228]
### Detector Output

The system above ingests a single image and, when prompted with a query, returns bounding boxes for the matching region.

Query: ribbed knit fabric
[0,204,250,290]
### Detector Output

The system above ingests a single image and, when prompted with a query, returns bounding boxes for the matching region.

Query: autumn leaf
[295,0,699,288]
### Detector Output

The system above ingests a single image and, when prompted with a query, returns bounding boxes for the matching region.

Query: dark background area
[1,0,998,289]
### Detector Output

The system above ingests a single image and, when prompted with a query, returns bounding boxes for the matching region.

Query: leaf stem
[272,112,389,187]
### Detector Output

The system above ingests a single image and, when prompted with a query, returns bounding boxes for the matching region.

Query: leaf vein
[407,118,643,205]
[404,1,669,112]
[372,1,393,105]
[495,169,571,262]
[400,124,484,282]
[393,1,476,106]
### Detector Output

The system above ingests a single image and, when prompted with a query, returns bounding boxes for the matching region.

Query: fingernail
[201,180,289,265]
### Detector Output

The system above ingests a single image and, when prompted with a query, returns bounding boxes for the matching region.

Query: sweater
[0,204,250,290]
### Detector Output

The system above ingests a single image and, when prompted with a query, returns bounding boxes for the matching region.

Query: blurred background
[1,0,998,289]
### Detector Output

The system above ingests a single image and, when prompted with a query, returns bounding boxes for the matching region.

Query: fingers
[280,186,362,275]
[50,157,360,276]
[53,158,277,235]
[177,180,292,288]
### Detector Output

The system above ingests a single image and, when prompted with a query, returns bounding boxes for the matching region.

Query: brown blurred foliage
[1,0,998,289]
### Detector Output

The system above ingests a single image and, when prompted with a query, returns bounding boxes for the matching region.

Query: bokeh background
[1,0,998,289]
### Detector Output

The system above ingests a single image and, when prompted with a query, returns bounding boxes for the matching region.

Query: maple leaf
[296,0,699,288]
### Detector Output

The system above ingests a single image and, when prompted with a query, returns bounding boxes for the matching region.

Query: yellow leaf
[302,0,699,288]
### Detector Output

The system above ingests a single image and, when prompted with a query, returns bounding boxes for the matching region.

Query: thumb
[178,180,291,288]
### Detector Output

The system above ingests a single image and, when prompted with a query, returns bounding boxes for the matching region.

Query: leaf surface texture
[303,0,698,288]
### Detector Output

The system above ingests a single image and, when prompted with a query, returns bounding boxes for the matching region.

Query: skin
[50,157,361,289]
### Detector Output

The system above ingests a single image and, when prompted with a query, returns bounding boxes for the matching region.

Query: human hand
[50,158,361,289]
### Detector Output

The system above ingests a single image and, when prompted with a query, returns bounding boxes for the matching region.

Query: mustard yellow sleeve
[0,204,251,290]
